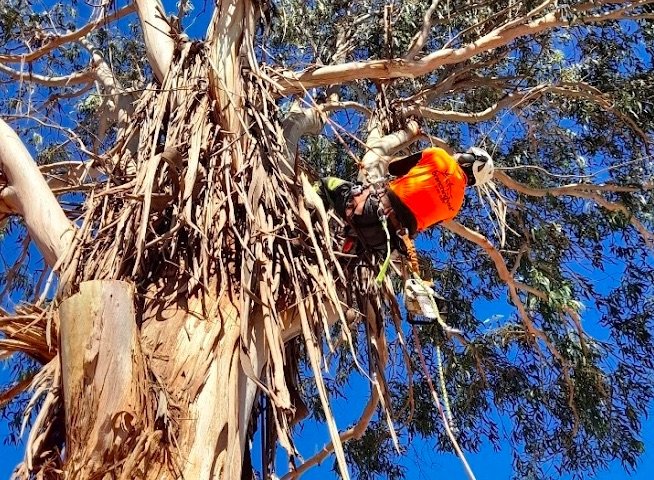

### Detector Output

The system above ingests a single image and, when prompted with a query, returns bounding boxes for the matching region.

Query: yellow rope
[399,231,420,275]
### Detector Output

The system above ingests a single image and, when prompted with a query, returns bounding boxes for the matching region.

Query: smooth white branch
[135,0,176,83]
[0,62,94,87]
[360,120,422,182]
[0,118,75,267]
[272,0,653,95]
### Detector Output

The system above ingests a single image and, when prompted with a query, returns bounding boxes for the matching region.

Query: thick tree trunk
[139,291,266,480]
[58,280,268,479]
[59,280,149,478]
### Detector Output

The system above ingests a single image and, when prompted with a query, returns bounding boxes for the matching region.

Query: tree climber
[318,146,495,257]
[317,145,494,325]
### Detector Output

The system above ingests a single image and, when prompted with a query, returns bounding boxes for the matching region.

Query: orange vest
[388,147,466,232]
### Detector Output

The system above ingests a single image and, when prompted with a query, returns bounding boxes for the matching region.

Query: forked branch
[495,171,654,249]
[442,220,580,431]
[360,120,422,182]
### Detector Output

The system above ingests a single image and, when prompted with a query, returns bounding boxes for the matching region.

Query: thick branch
[0,118,75,267]
[0,62,94,87]
[360,120,421,182]
[135,0,175,83]
[272,1,650,94]
[281,101,325,179]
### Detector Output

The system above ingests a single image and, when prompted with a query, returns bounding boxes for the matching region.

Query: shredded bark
[2,43,407,479]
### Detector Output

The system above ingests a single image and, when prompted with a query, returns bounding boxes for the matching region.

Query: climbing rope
[397,230,467,474]
[436,343,455,429]
[413,326,477,480]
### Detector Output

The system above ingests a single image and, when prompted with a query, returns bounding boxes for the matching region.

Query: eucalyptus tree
[1,1,653,479]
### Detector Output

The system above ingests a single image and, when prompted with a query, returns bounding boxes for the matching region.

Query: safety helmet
[465,147,494,186]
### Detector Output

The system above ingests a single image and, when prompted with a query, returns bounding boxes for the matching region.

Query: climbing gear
[405,279,440,319]
[467,146,494,186]
[396,229,459,332]
[326,179,414,257]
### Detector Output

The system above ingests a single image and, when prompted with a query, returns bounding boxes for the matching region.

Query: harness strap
[375,215,393,285]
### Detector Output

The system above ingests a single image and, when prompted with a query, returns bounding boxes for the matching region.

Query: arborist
[318,145,494,325]
[318,146,495,256]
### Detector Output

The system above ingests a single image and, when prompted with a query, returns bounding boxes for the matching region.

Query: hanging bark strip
[6,4,410,479]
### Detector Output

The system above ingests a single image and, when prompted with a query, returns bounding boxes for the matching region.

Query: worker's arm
[388,151,422,177]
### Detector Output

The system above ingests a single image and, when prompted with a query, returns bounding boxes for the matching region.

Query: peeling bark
[59,280,148,477]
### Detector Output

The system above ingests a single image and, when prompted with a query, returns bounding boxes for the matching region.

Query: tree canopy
[1,1,653,479]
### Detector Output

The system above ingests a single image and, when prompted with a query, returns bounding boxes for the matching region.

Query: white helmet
[467,147,494,186]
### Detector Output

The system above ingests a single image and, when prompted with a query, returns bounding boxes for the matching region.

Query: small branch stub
[59,280,148,476]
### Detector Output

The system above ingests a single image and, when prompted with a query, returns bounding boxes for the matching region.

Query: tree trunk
[59,280,149,478]
[138,290,266,480]
[58,281,268,479]
[24,2,356,479]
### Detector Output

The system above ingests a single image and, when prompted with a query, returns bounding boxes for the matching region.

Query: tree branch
[321,100,372,116]
[280,19,358,178]
[0,4,136,64]
[281,100,325,179]
[442,219,580,430]
[405,81,648,146]
[360,120,422,182]
[135,0,176,83]
[271,0,651,95]
[281,390,380,480]
[0,62,94,87]
[495,171,654,249]
[405,0,442,59]
[0,118,75,267]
